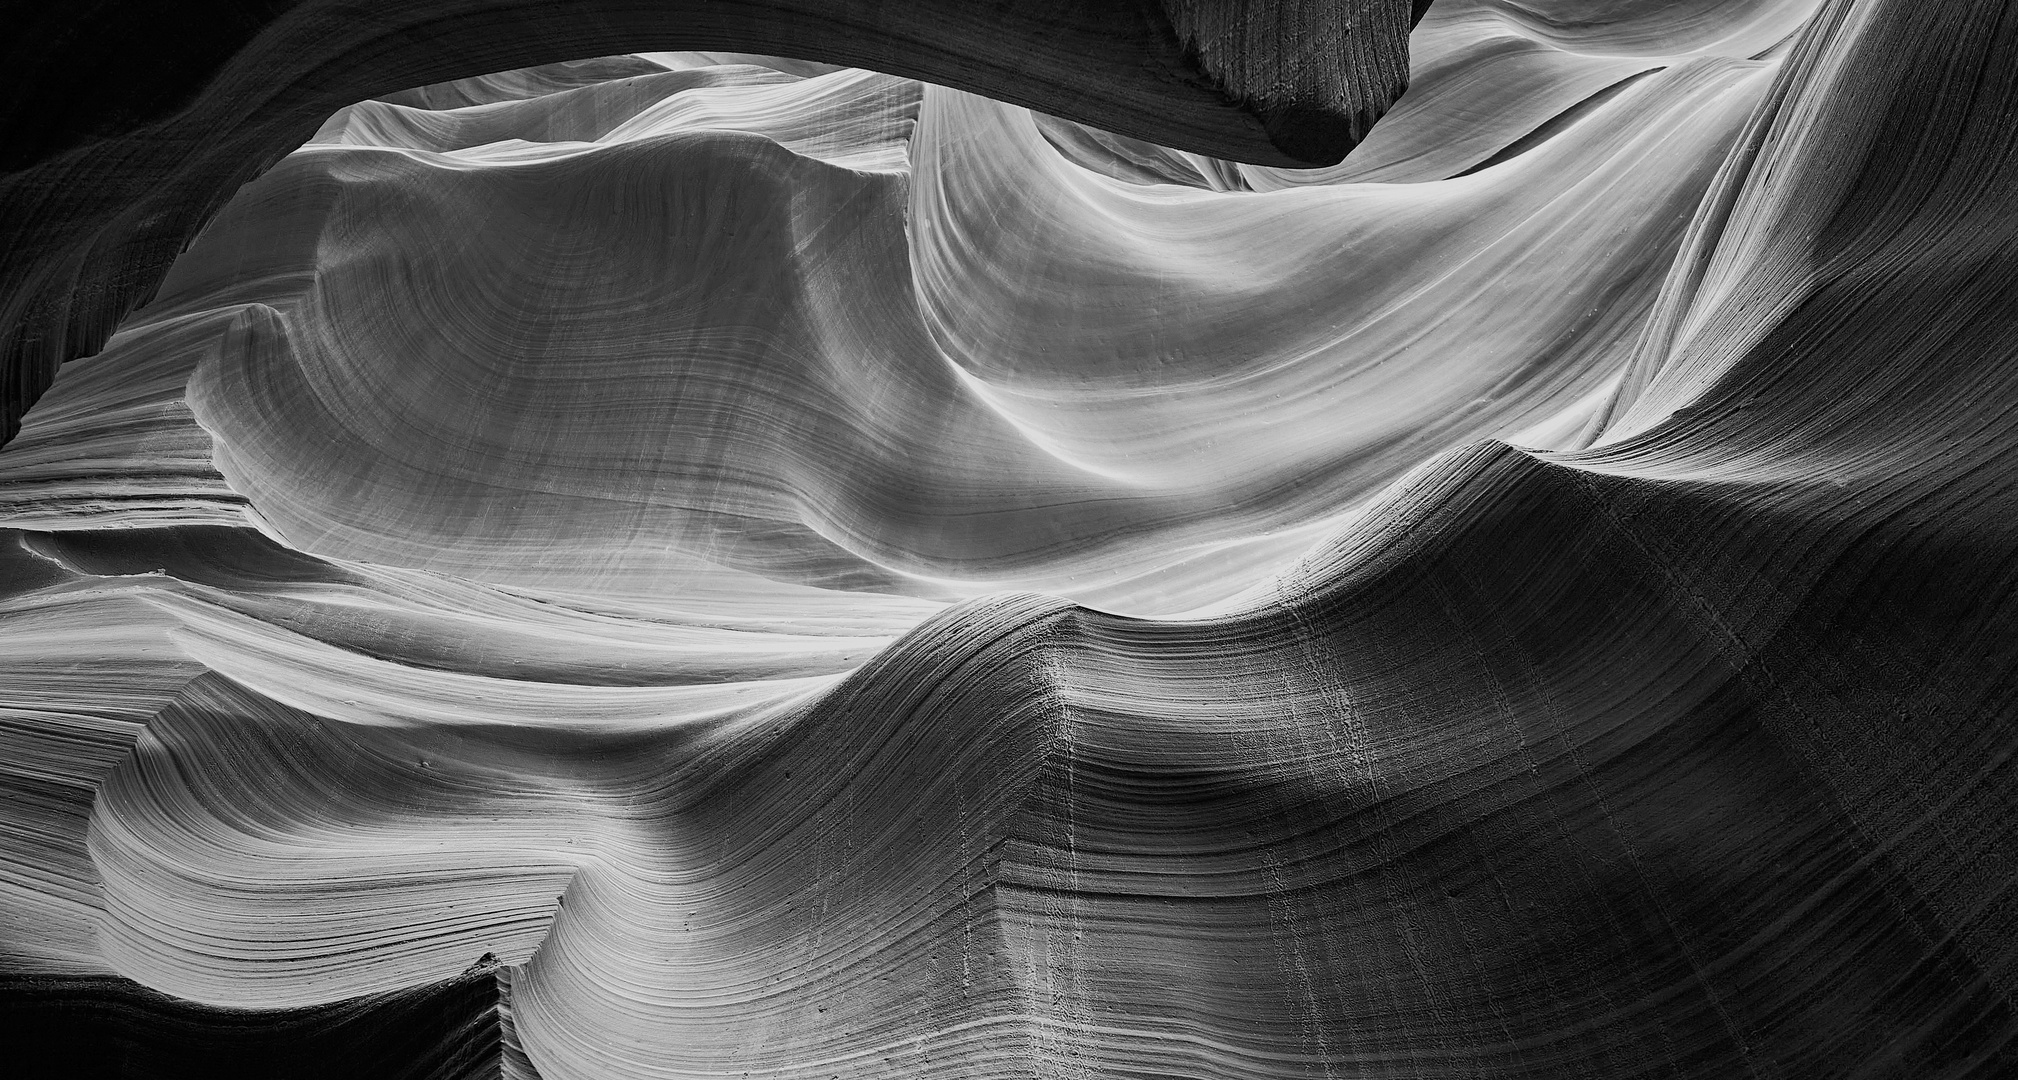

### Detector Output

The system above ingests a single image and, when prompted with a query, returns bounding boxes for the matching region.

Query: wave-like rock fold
[3,0,2017,1076]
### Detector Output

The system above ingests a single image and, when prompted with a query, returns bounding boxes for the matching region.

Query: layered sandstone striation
[4,0,2017,1076]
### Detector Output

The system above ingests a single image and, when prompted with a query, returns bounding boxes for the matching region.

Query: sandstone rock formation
[0,0,1428,447]
[4,0,2017,1076]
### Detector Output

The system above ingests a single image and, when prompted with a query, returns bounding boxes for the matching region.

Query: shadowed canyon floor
[4,0,2018,1077]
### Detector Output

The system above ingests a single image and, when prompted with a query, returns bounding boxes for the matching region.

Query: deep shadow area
[0,968,507,1080]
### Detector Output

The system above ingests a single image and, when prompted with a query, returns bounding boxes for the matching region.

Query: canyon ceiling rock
[0,0,1428,447]
[4,0,2018,1077]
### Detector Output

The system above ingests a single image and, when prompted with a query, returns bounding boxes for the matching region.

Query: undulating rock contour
[3,0,2017,1076]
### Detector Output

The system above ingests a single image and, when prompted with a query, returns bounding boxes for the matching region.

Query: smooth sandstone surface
[0,0,1428,448]
[4,0,2018,1076]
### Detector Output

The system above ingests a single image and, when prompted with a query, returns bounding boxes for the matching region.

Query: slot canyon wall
[2,0,2017,1077]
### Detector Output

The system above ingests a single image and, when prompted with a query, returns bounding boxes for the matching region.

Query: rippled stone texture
[0,0,1428,446]
[5,0,2018,1077]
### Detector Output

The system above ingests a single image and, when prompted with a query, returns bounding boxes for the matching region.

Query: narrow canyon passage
[3,1,2016,1077]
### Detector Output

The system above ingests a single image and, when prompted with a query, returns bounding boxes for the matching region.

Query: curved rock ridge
[0,0,1428,450]
[1039,0,1824,189]
[3,0,2018,1076]
[30,36,1777,614]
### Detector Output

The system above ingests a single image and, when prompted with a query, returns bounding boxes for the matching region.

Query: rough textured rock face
[4,1,2018,1077]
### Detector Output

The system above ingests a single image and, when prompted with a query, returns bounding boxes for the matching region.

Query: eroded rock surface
[4,1,2018,1076]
